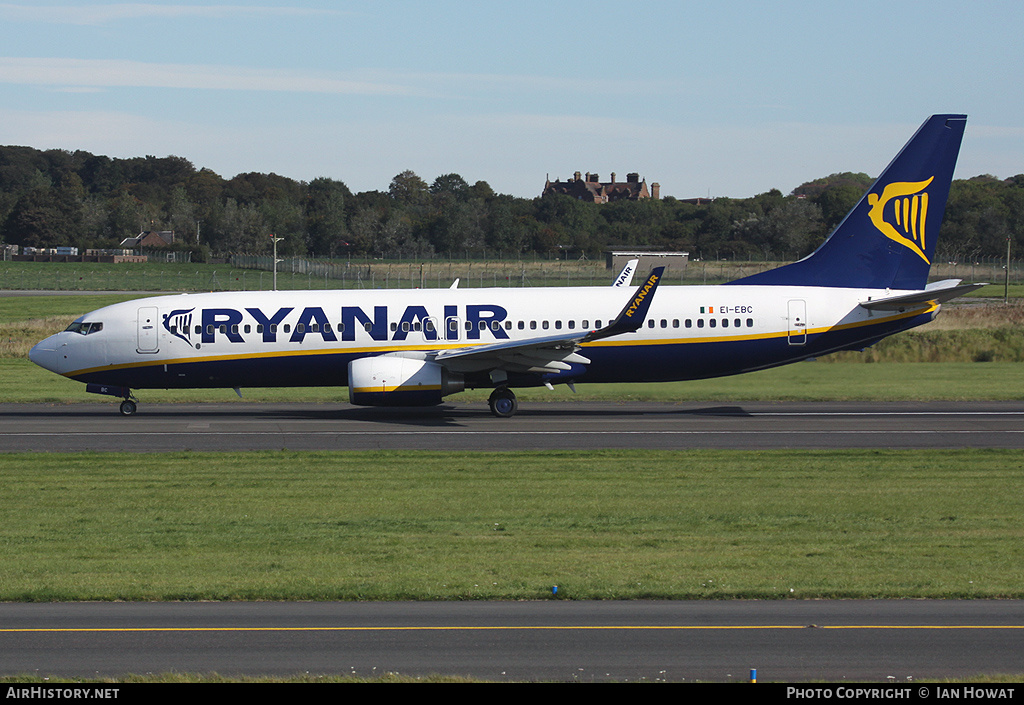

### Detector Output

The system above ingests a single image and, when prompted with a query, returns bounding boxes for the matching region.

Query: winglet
[612,258,639,287]
[584,266,665,343]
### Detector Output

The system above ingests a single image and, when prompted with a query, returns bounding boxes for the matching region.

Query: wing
[433,267,665,377]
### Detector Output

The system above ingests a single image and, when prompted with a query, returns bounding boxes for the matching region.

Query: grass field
[2,449,1023,602]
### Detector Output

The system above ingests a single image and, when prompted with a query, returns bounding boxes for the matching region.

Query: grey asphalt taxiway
[2,399,1024,452]
[3,600,1024,682]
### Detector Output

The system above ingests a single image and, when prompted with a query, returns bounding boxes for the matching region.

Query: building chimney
[652,182,660,199]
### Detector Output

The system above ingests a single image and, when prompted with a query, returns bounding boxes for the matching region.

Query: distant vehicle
[31,115,978,417]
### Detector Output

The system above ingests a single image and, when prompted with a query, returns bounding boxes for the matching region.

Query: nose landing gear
[85,384,139,415]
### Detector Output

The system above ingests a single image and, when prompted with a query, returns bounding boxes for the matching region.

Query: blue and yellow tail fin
[729,114,967,290]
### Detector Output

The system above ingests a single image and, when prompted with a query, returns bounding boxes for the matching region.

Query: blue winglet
[584,266,665,342]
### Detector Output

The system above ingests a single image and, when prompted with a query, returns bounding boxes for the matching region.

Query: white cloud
[0,57,415,95]
[0,4,342,26]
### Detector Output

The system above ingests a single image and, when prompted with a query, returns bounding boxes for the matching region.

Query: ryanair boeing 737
[30,115,979,417]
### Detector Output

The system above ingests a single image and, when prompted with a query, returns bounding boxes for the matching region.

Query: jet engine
[348,355,465,407]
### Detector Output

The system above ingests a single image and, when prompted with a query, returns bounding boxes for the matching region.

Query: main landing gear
[488,387,518,418]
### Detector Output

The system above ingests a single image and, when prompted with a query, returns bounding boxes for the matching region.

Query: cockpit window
[65,321,103,335]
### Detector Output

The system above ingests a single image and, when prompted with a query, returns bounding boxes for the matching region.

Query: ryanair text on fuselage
[164,303,512,347]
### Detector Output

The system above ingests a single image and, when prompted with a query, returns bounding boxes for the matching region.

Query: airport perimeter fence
[1,254,1022,293]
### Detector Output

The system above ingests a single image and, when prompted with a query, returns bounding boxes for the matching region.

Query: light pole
[271,234,284,291]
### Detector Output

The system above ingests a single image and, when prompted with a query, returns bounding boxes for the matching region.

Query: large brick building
[543,172,659,203]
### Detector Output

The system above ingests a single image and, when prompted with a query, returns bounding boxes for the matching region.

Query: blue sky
[0,1,1020,199]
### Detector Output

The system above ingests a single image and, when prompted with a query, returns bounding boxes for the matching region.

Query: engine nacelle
[348,356,465,407]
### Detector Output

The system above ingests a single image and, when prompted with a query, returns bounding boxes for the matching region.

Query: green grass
[1,449,1023,602]
[1,258,1022,292]
[3,357,1023,405]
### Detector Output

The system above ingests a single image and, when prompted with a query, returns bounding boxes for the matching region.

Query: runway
[3,600,1023,683]
[1,400,1023,452]
[3,400,1023,682]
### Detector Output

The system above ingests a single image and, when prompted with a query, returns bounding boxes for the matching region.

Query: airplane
[30,114,980,418]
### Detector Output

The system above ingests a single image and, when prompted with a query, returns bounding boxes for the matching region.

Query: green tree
[305,177,350,257]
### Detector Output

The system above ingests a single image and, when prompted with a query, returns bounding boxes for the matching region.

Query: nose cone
[29,336,60,373]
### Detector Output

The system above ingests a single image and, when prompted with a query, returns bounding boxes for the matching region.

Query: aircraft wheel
[119,399,137,416]
[488,388,518,418]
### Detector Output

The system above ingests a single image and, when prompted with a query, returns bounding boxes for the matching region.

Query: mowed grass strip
[1,449,1023,602]
[3,356,1022,404]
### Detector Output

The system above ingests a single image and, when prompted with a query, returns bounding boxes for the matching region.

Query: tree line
[1,145,1021,263]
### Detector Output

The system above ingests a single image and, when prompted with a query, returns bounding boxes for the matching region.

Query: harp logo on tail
[866,177,934,264]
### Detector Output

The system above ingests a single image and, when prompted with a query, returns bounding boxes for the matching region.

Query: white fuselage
[29,283,936,391]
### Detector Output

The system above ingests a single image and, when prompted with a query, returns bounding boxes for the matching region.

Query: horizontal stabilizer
[859,280,986,311]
